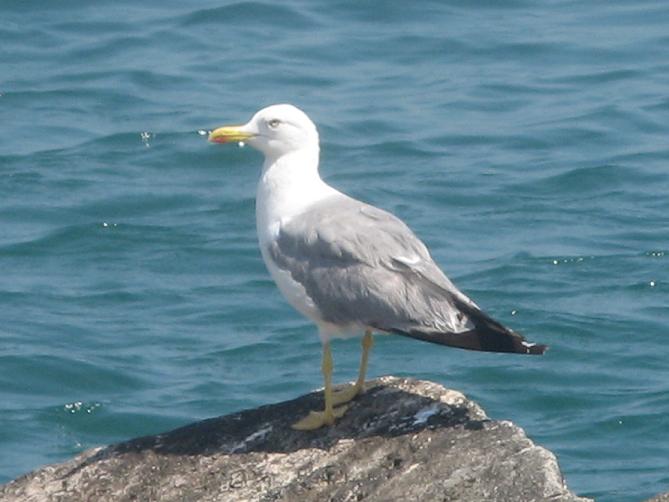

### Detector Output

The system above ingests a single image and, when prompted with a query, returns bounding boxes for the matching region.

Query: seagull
[208,104,546,430]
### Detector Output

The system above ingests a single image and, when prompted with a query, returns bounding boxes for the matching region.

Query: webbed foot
[331,382,365,406]
[291,404,348,430]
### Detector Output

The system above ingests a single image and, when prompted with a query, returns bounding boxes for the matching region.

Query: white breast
[255,149,340,330]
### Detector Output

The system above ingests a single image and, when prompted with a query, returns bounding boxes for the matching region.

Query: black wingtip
[530,343,548,355]
[518,341,548,355]
[392,327,547,355]
[376,299,548,355]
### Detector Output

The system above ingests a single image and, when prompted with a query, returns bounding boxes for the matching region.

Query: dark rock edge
[2,376,596,502]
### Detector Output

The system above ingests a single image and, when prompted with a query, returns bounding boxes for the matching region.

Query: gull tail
[380,298,547,355]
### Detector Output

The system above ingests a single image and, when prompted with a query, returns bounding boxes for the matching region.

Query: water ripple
[2,2,669,500]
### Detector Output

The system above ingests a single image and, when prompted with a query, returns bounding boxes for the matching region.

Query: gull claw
[291,405,348,431]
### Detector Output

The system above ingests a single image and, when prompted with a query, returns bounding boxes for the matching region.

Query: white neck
[255,147,339,245]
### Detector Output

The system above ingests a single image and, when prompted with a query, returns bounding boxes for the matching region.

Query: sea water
[1,2,668,500]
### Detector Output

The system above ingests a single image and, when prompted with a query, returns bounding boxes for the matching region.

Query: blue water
[1,1,668,500]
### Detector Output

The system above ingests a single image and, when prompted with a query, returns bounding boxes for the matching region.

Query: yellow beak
[208,125,254,144]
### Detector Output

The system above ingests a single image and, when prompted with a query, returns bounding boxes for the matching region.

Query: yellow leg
[322,341,335,422]
[292,341,347,430]
[332,330,374,406]
[357,329,374,388]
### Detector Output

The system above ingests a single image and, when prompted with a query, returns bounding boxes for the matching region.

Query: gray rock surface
[1,377,590,502]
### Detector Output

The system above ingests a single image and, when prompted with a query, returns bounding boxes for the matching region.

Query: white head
[209,104,319,160]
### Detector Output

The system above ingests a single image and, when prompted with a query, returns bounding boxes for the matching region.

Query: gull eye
[268,118,281,129]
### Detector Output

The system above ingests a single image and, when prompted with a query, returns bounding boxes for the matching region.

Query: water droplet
[65,401,84,413]
[140,131,153,147]
[64,401,101,415]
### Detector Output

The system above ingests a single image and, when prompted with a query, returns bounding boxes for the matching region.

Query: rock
[1,377,590,502]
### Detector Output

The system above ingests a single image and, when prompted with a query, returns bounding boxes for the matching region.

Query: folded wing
[267,194,546,355]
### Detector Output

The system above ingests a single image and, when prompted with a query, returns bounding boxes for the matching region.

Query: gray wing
[269,195,477,333]
[267,194,547,355]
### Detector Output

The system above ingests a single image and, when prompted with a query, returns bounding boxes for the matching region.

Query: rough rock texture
[1,377,590,502]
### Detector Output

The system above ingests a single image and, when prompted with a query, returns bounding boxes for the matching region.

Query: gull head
[209,104,319,159]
